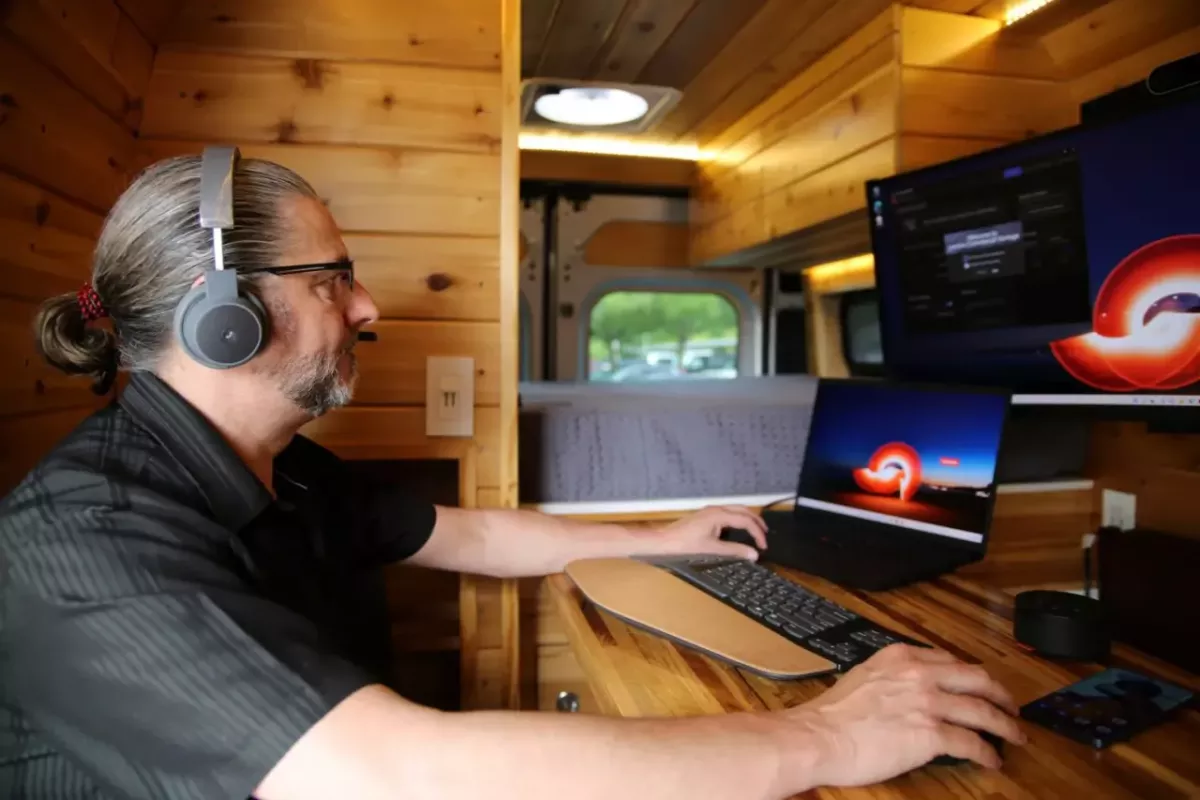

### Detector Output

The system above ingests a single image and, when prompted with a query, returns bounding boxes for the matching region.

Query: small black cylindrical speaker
[1014,590,1109,661]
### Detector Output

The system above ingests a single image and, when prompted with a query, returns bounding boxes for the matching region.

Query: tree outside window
[588,291,739,382]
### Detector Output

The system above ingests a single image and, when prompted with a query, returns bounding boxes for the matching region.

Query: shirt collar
[118,371,273,533]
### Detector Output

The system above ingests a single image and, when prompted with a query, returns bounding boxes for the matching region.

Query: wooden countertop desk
[546,567,1200,799]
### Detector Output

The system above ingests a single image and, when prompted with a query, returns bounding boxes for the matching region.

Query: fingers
[716,540,760,561]
[935,723,1004,769]
[711,505,769,549]
[933,693,1026,747]
[907,646,959,665]
[924,663,1019,717]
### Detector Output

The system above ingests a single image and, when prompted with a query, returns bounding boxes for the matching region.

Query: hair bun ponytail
[33,292,119,395]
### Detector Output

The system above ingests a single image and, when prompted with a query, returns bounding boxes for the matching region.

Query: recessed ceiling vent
[520,79,682,134]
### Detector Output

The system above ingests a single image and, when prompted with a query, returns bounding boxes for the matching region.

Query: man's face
[254,196,378,417]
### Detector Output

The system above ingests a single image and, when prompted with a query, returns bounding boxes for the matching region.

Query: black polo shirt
[0,371,437,799]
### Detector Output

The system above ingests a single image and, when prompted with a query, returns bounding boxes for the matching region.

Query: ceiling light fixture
[534,87,650,127]
[518,132,703,161]
[1004,0,1057,26]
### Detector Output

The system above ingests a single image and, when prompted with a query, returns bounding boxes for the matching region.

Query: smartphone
[1020,667,1195,749]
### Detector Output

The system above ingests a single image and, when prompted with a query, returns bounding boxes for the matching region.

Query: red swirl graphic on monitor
[1050,235,1200,391]
[853,442,922,502]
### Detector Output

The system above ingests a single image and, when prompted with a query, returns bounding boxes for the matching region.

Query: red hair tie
[77,282,108,322]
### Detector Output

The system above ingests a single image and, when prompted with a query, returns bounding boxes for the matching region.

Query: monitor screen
[796,381,1009,545]
[868,95,1200,407]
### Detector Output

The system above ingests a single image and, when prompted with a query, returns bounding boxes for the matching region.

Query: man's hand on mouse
[651,505,767,560]
[769,643,1027,790]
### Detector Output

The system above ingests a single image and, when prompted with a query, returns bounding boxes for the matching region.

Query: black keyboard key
[785,618,818,636]
[784,622,810,639]
[675,568,730,598]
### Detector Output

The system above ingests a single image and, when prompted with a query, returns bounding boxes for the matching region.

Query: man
[0,151,1024,800]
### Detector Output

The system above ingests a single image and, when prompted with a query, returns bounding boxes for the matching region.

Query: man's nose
[349,281,380,330]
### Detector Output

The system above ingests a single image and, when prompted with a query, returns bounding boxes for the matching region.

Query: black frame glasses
[242,258,355,286]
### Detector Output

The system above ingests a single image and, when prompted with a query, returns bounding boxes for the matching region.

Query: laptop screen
[795,380,1010,546]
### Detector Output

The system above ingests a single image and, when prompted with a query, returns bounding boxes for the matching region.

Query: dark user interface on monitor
[887,151,1091,336]
[868,95,1200,399]
[796,382,1008,545]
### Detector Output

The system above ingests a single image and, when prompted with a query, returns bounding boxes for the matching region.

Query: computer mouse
[719,526,761,550]
[928,728,1004,767]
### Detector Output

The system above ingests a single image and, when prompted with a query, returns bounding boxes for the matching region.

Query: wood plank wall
[1086,422,1200,542]
[140,0,522,710]
[691,6,900,266]
[893,7,1073,171]
[0,0,175,493]
[521,151,694,190]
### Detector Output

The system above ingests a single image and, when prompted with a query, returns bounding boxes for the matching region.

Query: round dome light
[534,87,649,127]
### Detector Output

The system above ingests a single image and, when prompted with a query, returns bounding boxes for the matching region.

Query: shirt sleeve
[352,477,439,564]
[282,434,439,566]
[0,499,377,800]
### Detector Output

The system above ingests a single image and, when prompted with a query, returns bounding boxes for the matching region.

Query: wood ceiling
[521,0,1100,146]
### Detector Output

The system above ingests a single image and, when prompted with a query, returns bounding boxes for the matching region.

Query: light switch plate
[1101,488,1136,531]
[426,356,474,437]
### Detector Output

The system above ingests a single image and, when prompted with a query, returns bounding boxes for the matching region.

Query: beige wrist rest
[564,557,836,680]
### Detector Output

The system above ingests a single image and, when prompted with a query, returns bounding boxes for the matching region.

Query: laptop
[762,378,1012,591]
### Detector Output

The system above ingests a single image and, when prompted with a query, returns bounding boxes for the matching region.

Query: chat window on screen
[889,151,1092,336]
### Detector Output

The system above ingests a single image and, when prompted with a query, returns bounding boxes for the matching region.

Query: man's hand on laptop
[774,642,1026,789]
[653,505,767,560]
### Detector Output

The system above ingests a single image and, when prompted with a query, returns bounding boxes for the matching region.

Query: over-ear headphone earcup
[174,280,268,369]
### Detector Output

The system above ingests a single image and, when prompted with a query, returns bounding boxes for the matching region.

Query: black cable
[760,494,797,513]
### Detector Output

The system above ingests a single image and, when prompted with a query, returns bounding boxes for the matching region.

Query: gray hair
[34,154,319,393]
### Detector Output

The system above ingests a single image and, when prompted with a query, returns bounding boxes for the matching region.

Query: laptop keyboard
[661,555,920,671]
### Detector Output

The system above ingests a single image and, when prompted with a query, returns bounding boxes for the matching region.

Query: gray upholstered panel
[518,377,818,503]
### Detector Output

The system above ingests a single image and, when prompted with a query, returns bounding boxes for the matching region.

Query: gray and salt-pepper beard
[275,343,357,417]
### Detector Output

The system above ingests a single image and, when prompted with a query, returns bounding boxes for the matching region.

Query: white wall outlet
[1101,489,1136,531]
[425,356,474,437]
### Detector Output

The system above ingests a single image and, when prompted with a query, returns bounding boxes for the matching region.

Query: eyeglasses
[241,258,355,287]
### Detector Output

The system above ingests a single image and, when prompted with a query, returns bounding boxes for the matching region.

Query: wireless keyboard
[658,555,923,670]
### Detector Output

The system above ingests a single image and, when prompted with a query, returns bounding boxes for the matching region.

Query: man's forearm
[418,706,809,800]
[258,685,818,800]
[420,507,675,578]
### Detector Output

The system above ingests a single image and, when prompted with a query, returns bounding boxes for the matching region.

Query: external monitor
[794,379,1010,549]
[866,95,1200,408]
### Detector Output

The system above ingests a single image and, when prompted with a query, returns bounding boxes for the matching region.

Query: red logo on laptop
[1050,235,1200,391]
[854,442,922,502]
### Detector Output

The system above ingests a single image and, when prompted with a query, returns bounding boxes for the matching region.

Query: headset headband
[199,146,239,271]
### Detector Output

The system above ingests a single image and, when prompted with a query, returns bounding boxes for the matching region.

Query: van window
[840,289,883,376]
[588,291,739,382]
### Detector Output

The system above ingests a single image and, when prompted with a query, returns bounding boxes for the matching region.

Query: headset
[172,145,270,369]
